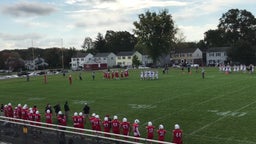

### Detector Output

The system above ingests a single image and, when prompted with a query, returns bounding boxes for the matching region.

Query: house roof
[74,52,91,58]
[116,51,136,56]
[206,47,230,52]
[94,52,113,57]
[174,48,200,53]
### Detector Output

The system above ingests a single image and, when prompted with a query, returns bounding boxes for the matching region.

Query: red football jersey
[157,129,167,141]
[121,122,130,135]
[173,129,183,144]
[45,113,52,124]
[146,125,155,139]
[111,119,120,134]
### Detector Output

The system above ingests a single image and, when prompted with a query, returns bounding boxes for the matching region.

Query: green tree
[133,10,176,65]
[105,30,137,54]
[218,9,256,45]
[204,29,227,47]
[228,40,256,65]
[94,33,108,53]
[132,55,141,68]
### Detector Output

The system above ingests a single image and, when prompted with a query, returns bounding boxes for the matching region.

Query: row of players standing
[103,69,129,80]
[140,70,159,80]
[1,103,182,143]
[84,114,182,144]
[219,64,254,73]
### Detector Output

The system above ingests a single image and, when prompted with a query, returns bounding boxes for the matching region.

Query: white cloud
[0,33,43,41]
[179,24,217,42]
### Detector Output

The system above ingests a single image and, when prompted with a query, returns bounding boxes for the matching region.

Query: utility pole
[61,39,64,70]
[32,40,35,70]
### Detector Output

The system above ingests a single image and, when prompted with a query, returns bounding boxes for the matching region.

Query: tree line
[1,8,256,71]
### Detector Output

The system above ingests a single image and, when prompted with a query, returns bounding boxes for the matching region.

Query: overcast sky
[0,0,255,51]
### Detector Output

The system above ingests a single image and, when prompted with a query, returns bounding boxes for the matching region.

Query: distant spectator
[202,67,205,79]
[92,71,95,80]
[45,103,53,114]
[54,104,61,116]
[64,101,70,121]
[0,104,3,116]
[26,73,29,82]
[82,103,90,117]
[79,73,83,80]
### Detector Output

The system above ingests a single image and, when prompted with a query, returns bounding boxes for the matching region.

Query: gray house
[94,52,116,67]
[206,47,230,66]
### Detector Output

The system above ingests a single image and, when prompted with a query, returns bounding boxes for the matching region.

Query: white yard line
[189,100,256,135]
[190,134,256,144]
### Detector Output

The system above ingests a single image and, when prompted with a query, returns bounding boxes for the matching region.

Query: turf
[1,67,256,144]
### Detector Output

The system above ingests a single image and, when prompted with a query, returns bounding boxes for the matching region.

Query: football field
[1,67,256,144]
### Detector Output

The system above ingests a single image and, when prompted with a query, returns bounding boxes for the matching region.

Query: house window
[72,58,76,61]
[123,62,125,64]
[122,56,126,59]
[181,53,185,57]
[128,56,131,59]
[117,62,122,65]
[187,53,192,57]
[216,53,221,56]
[209,53,214,56]
[224,52,227,56]
[81,58,84,61]
[103,58,106,60]
[118,56,121,60]
[73,64,76,66]
[77,58,79,61]
[111,57,113,60]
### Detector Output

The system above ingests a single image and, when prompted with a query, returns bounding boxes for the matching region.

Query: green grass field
[1,67,256,144]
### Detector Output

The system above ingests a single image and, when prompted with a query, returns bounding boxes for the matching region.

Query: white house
[206,47,230,66]
[93,52,116,67]
[24,57,48,70]
[141,55,153,66]
[116,51,142,67]
[171,48,203,65]
[70,53,93,70]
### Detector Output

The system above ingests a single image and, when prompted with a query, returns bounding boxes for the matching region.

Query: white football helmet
[79,112,83,116]
[122,118,127,122]
[18,104,21,107]
[58,111,62,115]
[8,103,11,106]
[175,124,180,129]
[30,110,33,114]
[159,124,164,129]
[134,119,140,124]
[95,115,99,119]
[148,121,152,126]
[36,111,39,114]
[113,115,118,120]
[104,117,108,121]
[92,113,96,117]
[74,112,78,116]
[46,110,50,113]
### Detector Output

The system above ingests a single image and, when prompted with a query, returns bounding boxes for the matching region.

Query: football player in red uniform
[111,115,120,135]
[157,124,167,142]
[133,119,140,142]
[146,121,155,140]
[121,118,130,138]
[34,111,41,126]
[45,109,52,126]
[172,124,183,144]
[102,117,111,137]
